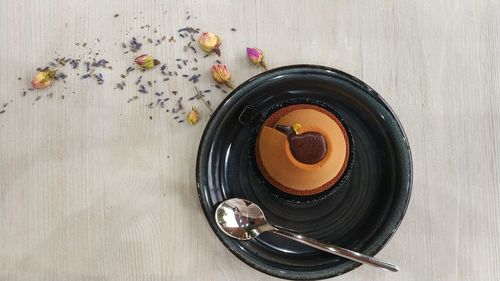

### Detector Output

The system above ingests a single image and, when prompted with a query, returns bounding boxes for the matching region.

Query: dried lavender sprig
[138,85,147,94]
[130,37,142,52]
[127,96,138,103]
[69,59,80,69]
[135,75,142,85]
[92,59,109,68]
[94,73,104,84]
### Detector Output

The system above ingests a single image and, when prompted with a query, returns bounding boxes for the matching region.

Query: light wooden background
[0,0,499,280]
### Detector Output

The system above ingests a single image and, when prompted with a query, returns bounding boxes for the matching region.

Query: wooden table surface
[1,0,499,280]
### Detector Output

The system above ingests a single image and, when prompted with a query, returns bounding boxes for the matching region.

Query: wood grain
[0,0,499,280]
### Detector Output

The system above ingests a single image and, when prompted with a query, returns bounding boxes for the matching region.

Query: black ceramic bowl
[196,65,412,280]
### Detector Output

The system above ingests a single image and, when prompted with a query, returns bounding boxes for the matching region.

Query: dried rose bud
[187,107,199,126]
[134,54,160,69]
[211,64,233,89]
[246,47,267,70]
[199,32,221,56]
[31,69,57,89]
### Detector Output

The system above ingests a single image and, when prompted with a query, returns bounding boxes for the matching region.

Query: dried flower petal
[134,54,160,69]
[292,123,302,135]
[199,32,221,56]
[211,64,233,89]
[31,69,57,89]
[246,47,267,70]
[187,107,199,126]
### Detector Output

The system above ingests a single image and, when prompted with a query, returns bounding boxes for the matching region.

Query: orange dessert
[256,104,350,196]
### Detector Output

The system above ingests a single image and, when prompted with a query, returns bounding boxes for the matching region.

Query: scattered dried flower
[187,107,199,126]
[246,47,267,70]
[199,32,221,56]
[211,64,233,89]
[31,69,57,89]
[134,54,160,69]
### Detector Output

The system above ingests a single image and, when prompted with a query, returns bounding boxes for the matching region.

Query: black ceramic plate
[196,65,412,280]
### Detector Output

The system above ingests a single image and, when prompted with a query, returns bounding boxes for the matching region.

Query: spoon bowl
[215,197,273,240]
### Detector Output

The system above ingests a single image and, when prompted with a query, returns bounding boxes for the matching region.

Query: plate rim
[196,64,413,280]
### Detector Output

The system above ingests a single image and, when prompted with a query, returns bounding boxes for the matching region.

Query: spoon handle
[270,228,399,272]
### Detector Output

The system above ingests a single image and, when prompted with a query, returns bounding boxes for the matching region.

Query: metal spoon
[215,198,399,272]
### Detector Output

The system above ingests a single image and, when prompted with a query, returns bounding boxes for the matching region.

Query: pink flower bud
[246,47,267,70]
[134,54,160,69]
[199,32,222,56]
[211,64,233,89]
[31,69,57,89]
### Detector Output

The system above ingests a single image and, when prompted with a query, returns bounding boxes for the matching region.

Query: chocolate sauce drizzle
[275,125,327,164]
